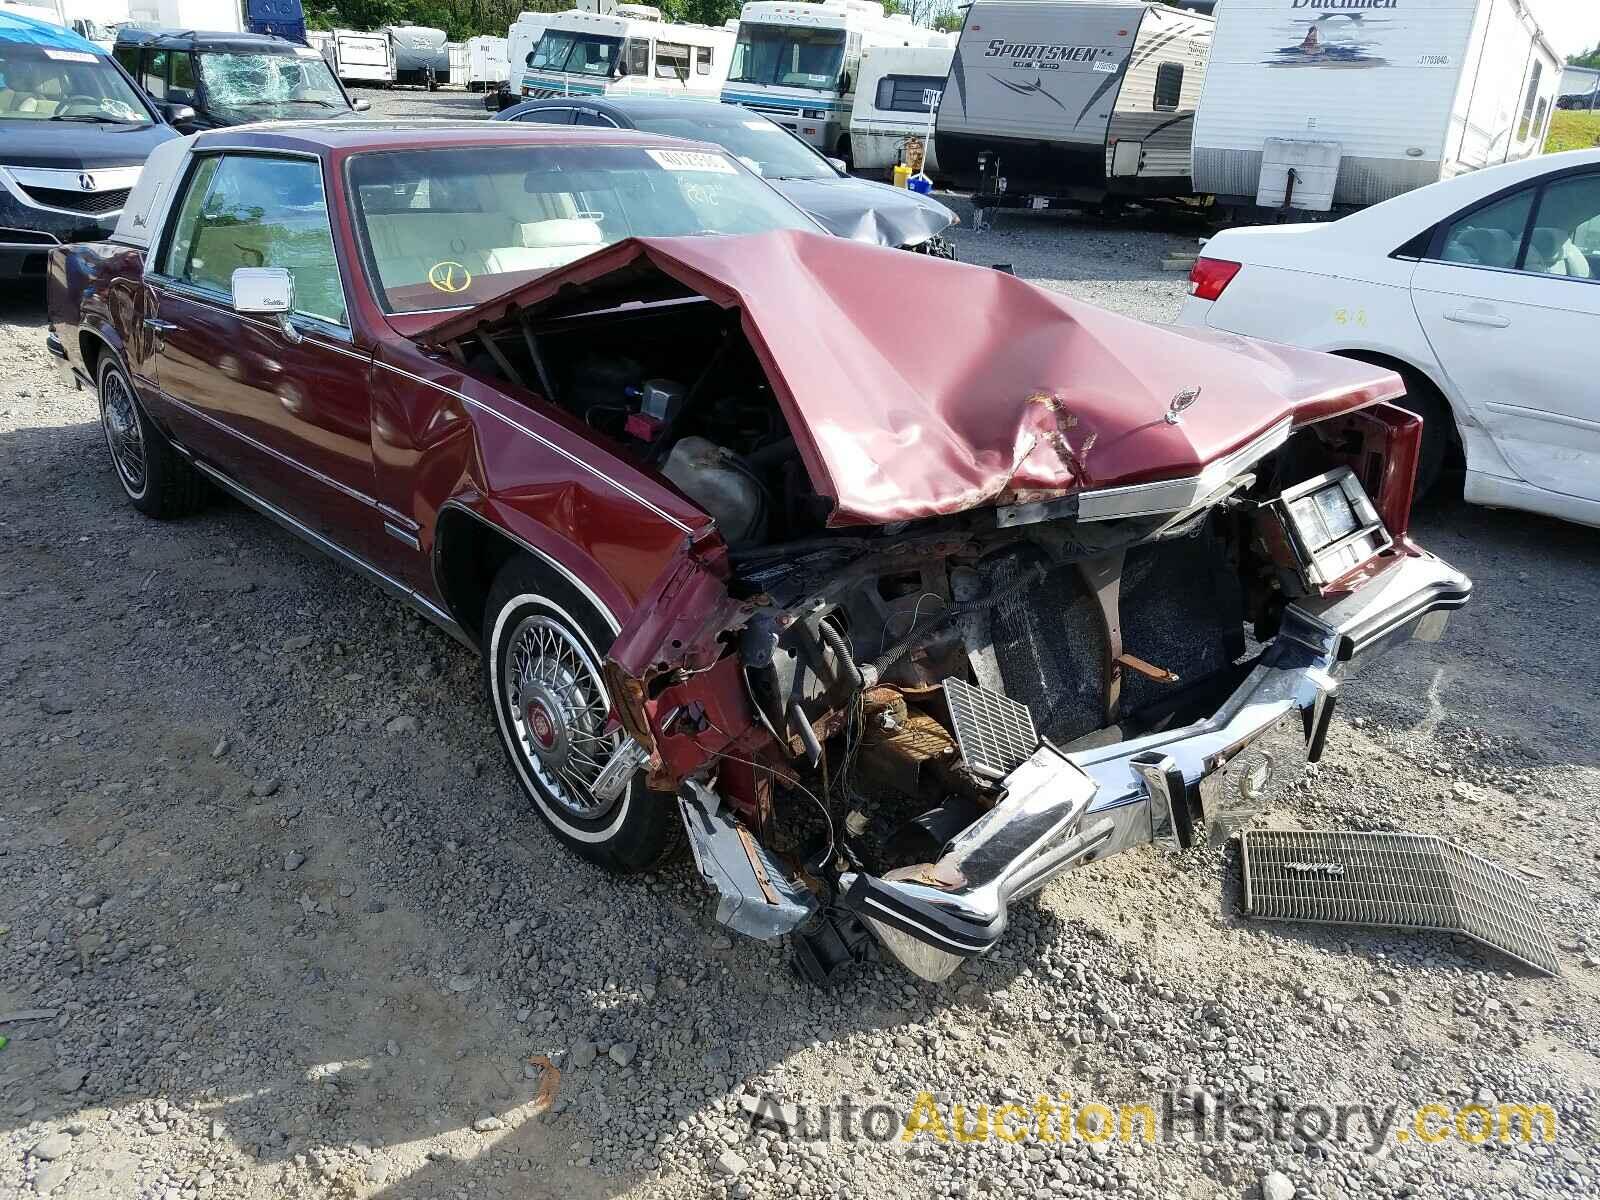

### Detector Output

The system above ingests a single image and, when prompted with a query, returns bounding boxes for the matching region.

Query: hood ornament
[1165,386,1202,425]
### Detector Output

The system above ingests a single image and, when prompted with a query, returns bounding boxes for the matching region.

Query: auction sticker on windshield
[43,49,99,63]
[646,149,737,174]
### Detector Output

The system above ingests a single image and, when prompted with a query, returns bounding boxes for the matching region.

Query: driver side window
[161,154,347,327]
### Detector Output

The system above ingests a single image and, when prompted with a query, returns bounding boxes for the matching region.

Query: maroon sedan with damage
[46,123,1471,983]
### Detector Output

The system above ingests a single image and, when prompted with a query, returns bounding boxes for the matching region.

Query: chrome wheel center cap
[519,681,569,767]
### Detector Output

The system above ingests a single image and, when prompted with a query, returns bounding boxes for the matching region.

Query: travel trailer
[519,6,732,101]
[1192,0,1562,215]
[466,33,508,91]
[723,0,950,161]
[384,23,448,86]
[936,0,1214,211]
[327,27,392,86]
[849,44,952,176]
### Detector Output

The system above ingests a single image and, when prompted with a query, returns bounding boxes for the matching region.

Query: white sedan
[1179,149,1600,529]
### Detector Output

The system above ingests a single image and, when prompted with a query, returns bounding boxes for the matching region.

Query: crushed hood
[770,175,956,247]
[417,230,1404,526]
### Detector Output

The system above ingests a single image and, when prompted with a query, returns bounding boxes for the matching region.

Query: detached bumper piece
[679,780,817,941]
[1241,829,1559,976]
[841,549,1472,981]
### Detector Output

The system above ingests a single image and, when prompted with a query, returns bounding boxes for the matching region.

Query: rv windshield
[0,43,151,123]
[198,52,348,116]
[529,30,622,78]
[728,24,846,91]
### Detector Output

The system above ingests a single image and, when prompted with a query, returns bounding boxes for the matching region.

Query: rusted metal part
[858,711,959,798]
[1077,551,1126,727]
[1115,651,1180,684]
[735,823,782,906]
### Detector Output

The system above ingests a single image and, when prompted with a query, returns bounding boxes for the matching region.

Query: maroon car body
[47,123,1471,983]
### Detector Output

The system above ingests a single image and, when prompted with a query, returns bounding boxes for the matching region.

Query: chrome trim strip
[383,519,422,550]
[157,386,380,510]
[378,360,696,535]
[1074,417,1294,522]
[433,499,623,637]
[146,277,359,348]
[4,165,143,191]
[191,459,470,646]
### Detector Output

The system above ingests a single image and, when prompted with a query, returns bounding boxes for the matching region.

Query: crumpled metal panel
[769,175,955,248]
[415,230,1405,527]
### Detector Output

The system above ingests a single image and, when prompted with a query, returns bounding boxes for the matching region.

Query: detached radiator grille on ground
[1241,829,1559,976]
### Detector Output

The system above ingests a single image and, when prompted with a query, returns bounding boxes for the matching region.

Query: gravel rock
[30,1134,72,1161]
[1260,1172,1296,1200]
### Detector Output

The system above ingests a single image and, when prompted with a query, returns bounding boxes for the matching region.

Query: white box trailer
[849,44,952,177]
[935,0,1214,210]
[1193,0,1562,215]
[466,33,508,91]
[329,27,392,86]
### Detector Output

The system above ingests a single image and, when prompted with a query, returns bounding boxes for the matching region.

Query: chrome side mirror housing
[352,97,371,112]
[231,267,302,344]
[826,156,848,174]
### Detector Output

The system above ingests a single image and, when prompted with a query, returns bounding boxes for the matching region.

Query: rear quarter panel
[1193,228,1440,377]
[48,241,151,387]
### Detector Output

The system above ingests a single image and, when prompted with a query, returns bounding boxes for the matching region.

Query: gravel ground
[1,89,1597,1200]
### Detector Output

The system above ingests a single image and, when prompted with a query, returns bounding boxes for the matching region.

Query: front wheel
[483,556,680,873]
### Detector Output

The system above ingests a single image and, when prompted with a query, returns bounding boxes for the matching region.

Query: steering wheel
[55,94,108,117]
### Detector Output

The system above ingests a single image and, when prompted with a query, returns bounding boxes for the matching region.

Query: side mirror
[231,267,302,344]
[161,101,196,125]
[826,156,848,174]
[353,97,371,111]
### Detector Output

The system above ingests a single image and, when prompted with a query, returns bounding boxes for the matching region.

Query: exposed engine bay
[441,291,1468,983]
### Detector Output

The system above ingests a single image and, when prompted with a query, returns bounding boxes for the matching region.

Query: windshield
[728,24,845,91]
[634,111,835,180]
[349,144,816,314]
[529,30,621,78]
[198,51,348,116]
[0,43,150,123]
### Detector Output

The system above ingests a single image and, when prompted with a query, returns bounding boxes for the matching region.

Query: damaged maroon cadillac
[46,125,1471,983]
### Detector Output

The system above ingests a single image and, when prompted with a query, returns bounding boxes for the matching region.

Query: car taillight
[1189,256,1241,301]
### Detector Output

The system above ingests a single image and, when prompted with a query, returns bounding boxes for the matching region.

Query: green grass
[1546,110,1600,154]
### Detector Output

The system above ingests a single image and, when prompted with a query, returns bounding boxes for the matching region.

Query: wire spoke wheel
[501,612,622,821]
[100,369,147,496]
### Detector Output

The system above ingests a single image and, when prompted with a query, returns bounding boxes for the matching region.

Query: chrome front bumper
[838,549,1472,980]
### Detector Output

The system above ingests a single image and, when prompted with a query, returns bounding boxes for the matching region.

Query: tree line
[303,0,960,40]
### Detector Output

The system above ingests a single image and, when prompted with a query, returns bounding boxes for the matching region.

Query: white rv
[328,28,393,86]
[722,0,950,162]
[507,10,553,95]
[466,34,508,91]
[520,6,732,101]
[849,44,953,176]
[936,0,1214,209]
[1192,0,1562,214]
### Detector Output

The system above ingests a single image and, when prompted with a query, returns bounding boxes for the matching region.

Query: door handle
[142,318,179,333]
[1443,309,1510,329]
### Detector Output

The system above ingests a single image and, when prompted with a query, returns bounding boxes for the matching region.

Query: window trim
[148,148,355,337]
[514,105,576,123]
